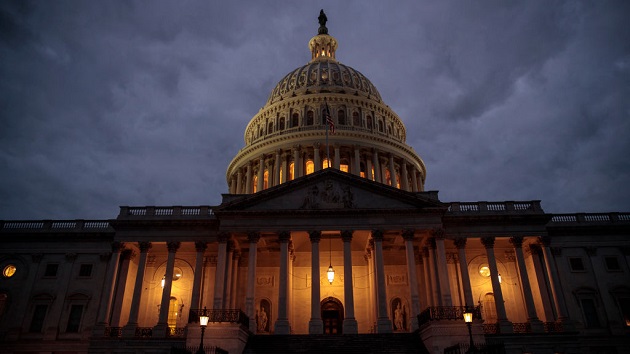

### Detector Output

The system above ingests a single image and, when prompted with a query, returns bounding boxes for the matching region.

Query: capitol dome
[226,12,426,194]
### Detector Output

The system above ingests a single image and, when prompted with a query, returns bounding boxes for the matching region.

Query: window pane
[66,305,83,332]
[79,264,92,277]
[605,257,621,271]
[30,305,48,333]
[581,298,601,328]
[44,264,59,277]
[569,258,585,271]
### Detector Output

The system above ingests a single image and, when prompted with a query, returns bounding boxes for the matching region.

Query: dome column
[401,160,409,191]
[245,162,253,194]
[372,150,381,183]
[366,154,374,181]
[236,168,243,194]
[273,150,281,187]
[411,168,419,192]
[334,144,341,169]
[353,146,361,176]
[313,143,321,172]
[257,155,264,192]
[293,146,301,179]
[388,154,398,187]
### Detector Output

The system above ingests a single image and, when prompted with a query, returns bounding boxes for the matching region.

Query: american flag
[324,103,335,134]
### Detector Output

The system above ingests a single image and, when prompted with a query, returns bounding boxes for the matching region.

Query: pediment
[215,169,445,214]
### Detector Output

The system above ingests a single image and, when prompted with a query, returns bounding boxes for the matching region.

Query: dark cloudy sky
[1,1,629,220]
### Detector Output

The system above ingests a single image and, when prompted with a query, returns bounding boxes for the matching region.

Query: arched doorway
[321,297,344,334]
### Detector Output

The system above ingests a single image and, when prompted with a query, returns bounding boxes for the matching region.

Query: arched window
[307,111,314,126]
[367,116,373,129]
[288,162,295,181]
[268,122,274,134]
[322,158,332,169]
[340,160,349,173]
[360,162,366,178]
[168,296,179,328]
[263,170,269,189]
[292,113,299,127]
[260,128,264,137]
[385,168,392,186]
[483,293,497,323]
[306,160,314,175]
[353,112,361,126]
[396,172,401,189]
[252,175,258,193]
[279,117,285,130]
[378,120,384,132]
[338,110,346,125]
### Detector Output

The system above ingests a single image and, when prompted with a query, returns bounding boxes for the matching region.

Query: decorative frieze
[387,274,408,285]
[257,276,275,287]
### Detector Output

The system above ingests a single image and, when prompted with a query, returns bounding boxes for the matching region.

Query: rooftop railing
[447,201,543,214]
[0,220,112,231]
[550,212,630,224]
[118,206,215,219]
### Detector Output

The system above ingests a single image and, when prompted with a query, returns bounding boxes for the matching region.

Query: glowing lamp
[161,275,165,288]
[498,273,502,284]
[327,265,335,284]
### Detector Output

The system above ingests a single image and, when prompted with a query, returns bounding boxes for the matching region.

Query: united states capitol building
[1,12,629,354]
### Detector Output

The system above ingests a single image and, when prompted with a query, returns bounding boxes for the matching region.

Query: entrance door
[321,297,344,334]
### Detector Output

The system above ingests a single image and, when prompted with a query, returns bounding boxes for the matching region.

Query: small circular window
[478,265,491,278]
[2,265,16,278]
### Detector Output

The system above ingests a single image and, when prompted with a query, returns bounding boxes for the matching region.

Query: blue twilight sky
[1,1,629,220]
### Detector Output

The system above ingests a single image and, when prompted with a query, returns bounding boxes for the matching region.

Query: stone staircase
[242,333,430,354]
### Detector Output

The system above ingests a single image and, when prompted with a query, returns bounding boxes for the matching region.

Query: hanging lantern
[327,264,335,284]
[161,275,165,288]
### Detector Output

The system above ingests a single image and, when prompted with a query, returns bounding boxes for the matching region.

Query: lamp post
[196,307,209,354]
[463,306,477,354]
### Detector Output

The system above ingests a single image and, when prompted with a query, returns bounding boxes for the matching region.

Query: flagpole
[325,102,331,168]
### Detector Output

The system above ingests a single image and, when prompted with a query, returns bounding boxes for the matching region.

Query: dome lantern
[310,10,337,62]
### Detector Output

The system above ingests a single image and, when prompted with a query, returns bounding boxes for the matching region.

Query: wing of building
[1,11,629,354]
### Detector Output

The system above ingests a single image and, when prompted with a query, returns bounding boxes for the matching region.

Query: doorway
[321,297,344,334]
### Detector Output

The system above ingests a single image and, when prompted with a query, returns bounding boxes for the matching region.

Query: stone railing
[447,201,543,214]
[0,220,112,231]
[104,326,185,338]
[550,212,630,224]
[417,306,482,327]
[190,309,249,329]
[482,321,563,334]
[118,206,214,219]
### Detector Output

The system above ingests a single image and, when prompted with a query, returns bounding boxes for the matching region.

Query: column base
[377,317,393,333]
[498,320,513,334]
[343,318,358,334]
[309,319,324,334]
[528,319,544,333]
[274,319,290,334]
[121,323,137,338]
[152,323,169,338]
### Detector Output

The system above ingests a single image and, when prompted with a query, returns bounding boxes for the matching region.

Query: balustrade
[417,306,481,327]
[119,206,214,218]
[190,309,249,328]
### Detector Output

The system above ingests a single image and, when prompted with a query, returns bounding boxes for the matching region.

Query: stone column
[365,250,376,329]
[230,251,240,309]
[308,231,324,334]
[93,242,124,336]
[509,237,544,332]
[236,168,243,194]
[245,232,260,332]
[401,160,409,191]
[388,154,397,187]
[281,153,288,183]
[313,143,321,172]
[274,231,291,334]
[422,247,433,307]
[293,146,301,179]
[213,233,229,309]
[427,239,440,306]
[12,254,43,338]
[372,149,381,183]
[433,229,452,306]
[402,229,420,330]
[123,242,152,337]
[481,237,512,333]
[353,146,361,176]
[372,230,393,333]
[245,163,253,194]
[43,252,77,339]
[110,249,135,327]
[154,241,181,337]
[334,145,341,169]
[189,242,207,319]
[366,155,374,181]
[274,150,281,186]
[411,168,419,192]
[223,241,235,309]
[341,230,358,333]
[453,238,474,308]
[528,244,555,321]
[538,237,574,330]
[257,155,265,192]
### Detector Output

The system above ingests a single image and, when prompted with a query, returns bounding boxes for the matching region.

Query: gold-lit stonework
[2,264,16,278]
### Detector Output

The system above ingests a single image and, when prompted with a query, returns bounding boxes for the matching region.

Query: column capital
[537,236,551,247]
[112,241,125,253]
[195,241,208,252]
[121,249,136,260]
[402,229,415,241]
[480,236,495,249]
[309,230,322,243]
[371,229,384,241]
[139,241,152,253]
[341,230,353,242]
[509,236,524,248]
[431,228,445,240]
[453,237,467,249]
[218,232,231,243]
[278,231,291,243]
[65,253,78,263]
[247,231,261,243]
[528,244,542,255]
[167,241,181,253]
[227,239,236,252]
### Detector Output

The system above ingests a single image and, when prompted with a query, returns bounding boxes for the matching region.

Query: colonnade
[229,145,424,194]
[94,231,572,337]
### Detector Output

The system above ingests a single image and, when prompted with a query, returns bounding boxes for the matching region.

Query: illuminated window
[340,164,349,173]
[371,166,375,181]
[168,297,179,328]
[479,266,491,277]
[396,173,401,189]
[288,162,294,181]
[360,172,366,178]
[306,161,314,175]
[322,158,332,169]
[263,170,269,189]
[2,264,16,278]
[280,169,285,184]
[385,169,392,186]
[252,175,258,193]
